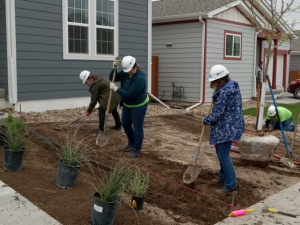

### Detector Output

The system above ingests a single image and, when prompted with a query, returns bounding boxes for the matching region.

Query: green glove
[202,117,205,125]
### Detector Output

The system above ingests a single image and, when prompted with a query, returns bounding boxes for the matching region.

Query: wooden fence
[289,71,300,83]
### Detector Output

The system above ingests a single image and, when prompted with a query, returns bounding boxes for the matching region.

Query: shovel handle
[194,98,214,165]
[106,57,119,116]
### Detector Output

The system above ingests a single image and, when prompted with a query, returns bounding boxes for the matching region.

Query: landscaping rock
[237,135,280,167]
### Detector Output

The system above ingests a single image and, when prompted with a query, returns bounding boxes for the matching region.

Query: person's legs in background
[282,116,295,131]
[109,106,121,130]
[127,103,148,157]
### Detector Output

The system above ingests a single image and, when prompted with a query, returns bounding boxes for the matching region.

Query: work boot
[127,150,140,158]
[122,145,134,152]
[109,125,122,131]
[92,128,102,134]
[215,187,237,196]
[211,179,223,185]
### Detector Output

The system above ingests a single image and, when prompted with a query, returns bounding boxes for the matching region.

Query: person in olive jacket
[79,70,121,133]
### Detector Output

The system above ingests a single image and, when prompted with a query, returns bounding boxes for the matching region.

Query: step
[0,98,13,110]
[0,88,5,98]
[265,89,283,95]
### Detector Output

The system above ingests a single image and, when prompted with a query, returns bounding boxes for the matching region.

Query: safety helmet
[122,56,136,73]
[79,70,91,84]
[209,65,229,82]
[268,106,276,117]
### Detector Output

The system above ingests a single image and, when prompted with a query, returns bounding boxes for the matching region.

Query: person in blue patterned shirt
[203,65,245,196]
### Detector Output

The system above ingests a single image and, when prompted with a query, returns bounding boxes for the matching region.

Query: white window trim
[225,33,241,58]
[62,0,119,61]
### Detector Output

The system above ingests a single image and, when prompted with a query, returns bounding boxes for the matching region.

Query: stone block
[0,113,20,127]
[237,135,280,167]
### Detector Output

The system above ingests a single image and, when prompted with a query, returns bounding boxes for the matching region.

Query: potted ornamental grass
[129,168,150,211]
[0,113,24,146]
[91,160,134,225]
[1,128,28,172]
[56,133,91,189]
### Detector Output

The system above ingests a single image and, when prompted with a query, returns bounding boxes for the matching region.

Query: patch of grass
[243,103,300,123]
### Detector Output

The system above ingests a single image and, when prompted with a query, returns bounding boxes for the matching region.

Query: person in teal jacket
[109,56,149,157]
[265,106,296,132]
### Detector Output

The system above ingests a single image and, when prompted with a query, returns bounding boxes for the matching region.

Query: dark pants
[98,106,121,131]
[215,141,237,189]
[121,103,148,153]
[271,116,295,131]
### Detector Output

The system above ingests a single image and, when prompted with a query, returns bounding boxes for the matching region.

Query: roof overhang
[152,12,206,24]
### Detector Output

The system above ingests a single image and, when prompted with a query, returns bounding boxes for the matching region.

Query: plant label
[94,204,103,213]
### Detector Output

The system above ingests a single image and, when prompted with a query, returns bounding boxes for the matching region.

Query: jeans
[121,103,148,153]
[98,106,121,131]
[215,141,237,189]
[271,116,295,131]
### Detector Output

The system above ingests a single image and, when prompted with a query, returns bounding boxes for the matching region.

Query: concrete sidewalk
[266,92,300,104]
[0,181,61,225]
[215,181,300,225]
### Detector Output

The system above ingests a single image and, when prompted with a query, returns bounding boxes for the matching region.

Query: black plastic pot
[91,192,119,225]
[131,195,145,211]
[2,146,25,172]
[56,159,81,189]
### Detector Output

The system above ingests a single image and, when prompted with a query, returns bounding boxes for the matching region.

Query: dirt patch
[1,115,299,225]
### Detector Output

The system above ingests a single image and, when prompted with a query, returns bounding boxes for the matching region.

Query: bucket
[56,159,81,189]
[131,195,145,211]
[2,146,25,172]
[91,192,119,225]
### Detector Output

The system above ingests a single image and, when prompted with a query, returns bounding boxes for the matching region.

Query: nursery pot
[91,192,119,225]
[56,159,81,189]
[131,195,145,211]
[2,146,25,172]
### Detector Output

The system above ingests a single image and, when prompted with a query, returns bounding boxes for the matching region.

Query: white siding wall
[291,55,300,71]
[152,22,203,102]
[261,40,291,88]
[205,19,256,102]
[214,8,251,25]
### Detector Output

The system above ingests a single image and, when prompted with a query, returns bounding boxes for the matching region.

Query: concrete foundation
[0,113,20,127]
[237,135,280,167]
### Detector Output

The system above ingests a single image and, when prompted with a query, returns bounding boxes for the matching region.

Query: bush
[3,113,24,135]
[1,128,28,151]
[129,168,149,197]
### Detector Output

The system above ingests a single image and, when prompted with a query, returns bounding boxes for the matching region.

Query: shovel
[65,107,99,128]
[96,57,119,147]
[183,97,214,184]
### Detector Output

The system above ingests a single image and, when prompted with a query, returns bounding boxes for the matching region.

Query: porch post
[272,39,278,89]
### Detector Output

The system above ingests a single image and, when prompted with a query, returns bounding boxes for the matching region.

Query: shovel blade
[183,165,202,184]
[96,131,111,147]
[279,158,295,169]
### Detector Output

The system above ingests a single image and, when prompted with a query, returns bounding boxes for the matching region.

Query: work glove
[86,111,91,116]
[113,59,121,69]
[110,82,118,92]
[202,117,205,125]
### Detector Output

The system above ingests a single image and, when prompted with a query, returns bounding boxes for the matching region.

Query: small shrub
[1,128,28,151]
[3,113,24,135]
[129,168,149,197]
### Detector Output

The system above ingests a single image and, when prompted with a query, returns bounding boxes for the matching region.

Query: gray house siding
[0,0,8,96]
[290,55,300,71]
[152,22,203,102]
[205,19,256,103]
[15,0,148,101]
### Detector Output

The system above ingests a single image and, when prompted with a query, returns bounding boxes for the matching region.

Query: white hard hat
[79,70,91,84]
[268,106,276,117]
[122,56,136,73]
[209,65,229,82]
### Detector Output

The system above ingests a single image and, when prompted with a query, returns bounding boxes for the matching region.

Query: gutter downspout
[253,32,259,98]
[5,0,18,105]
[186,16,205,111]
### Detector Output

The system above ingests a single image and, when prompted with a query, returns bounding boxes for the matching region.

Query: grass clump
[58,133,91,167]
[0,128,28,151]
[92,160,134,203]
[129,168,149,197]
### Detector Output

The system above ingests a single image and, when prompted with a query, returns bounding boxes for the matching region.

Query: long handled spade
[266,75,295,169]
[183,97,214,184]
[96,57,119,147]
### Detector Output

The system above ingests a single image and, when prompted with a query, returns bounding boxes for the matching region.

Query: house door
[264,54,284,88]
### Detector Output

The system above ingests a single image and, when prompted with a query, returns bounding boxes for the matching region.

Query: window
[63,0,119,60]
[224,30,242,60]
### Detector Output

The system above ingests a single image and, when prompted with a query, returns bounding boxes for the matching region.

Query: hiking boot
[92,128,102,134]
[212,179,223,185]
[215,187,237,196]
[109,125,122,131]
[127,151,140,158]
[122,145,134,152]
